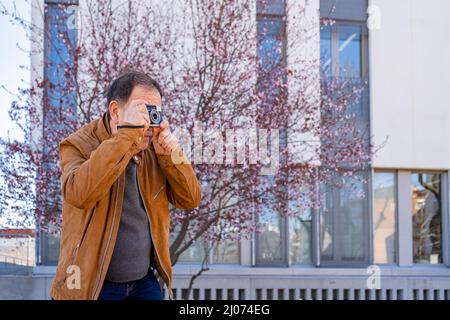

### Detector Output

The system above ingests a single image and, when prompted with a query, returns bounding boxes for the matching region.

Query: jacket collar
[95,112,113,143]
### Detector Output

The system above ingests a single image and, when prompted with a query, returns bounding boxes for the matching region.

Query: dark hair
[106,71,163,109]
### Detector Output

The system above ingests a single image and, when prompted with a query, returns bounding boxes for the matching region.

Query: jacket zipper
[91,177,121,300]
[136,172,171,297]
[153,185,165,200]
[71,208,94,263]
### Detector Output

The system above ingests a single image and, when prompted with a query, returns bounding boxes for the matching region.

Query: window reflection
[257,18,284,104]
[289,205,312,264]
[338,25,362,78]
[177,240,206,264]
[40,230,60,265]
[320,23,367,118]
[373,172,397,264]
[320,188,334,260]
[170,224,206,264]
[320,24,363,79]
[412,173,442,264]
[213,239,240,264]
[257,19,283,70]
[255,0,286,265]
[257,207,283,262]
[320,25,332,76]
[257,0,285,15]
[340,176,365,261]
[320,172,368,263]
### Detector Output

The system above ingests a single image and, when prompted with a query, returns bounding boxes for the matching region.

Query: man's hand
[152,120,179,155]
[118,99,150,129]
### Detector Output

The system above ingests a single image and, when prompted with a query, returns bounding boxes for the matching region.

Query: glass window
[338,25,362,78]
[39,230,60,266]
[320,23,368,118]
[40,1,78,265]
[177,240,207,264]
[320,172,369,264]
[318,7,370,267]
[289,206,313,264]
[340,176,366,261]
[411,173,442,264]
[257,17,285,105]
[257,0,285,15]
[320,186,334,261]
[257,19,284,73]
[320,24,363,78]
[169,223,206,264]
[320,25,332,77]
[257,0,285,109]
[373,172,397,264]
[212,239,240,264]
[255,3,287,266]
[256,203,284,264]
[44,1,78,130]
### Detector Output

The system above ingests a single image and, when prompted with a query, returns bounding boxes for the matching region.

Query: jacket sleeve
[59,128,143,210]
[156,148,202,209]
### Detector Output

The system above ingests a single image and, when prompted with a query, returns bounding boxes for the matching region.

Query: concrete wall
[369,0,450,170]
[0,276,53,300]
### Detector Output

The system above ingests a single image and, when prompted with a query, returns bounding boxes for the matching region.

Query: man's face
[112,85,162,151]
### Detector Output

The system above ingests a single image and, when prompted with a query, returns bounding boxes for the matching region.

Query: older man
[50,71,201,300]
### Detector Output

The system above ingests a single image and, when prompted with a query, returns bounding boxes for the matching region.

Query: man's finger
[161,136,174,149]
[161,132,175,143]
[160,120,169,129]
[152,119,168,133]
[158,129,170,144]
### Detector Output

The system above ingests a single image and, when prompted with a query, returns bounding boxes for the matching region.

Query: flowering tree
[0,0,375,296]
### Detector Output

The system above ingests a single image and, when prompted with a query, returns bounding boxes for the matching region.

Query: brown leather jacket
[50,112,201,300]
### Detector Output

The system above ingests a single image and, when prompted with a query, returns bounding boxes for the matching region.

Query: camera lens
[149,109,161,123]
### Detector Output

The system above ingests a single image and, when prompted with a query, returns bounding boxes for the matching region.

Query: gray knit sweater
[105,159,153,282]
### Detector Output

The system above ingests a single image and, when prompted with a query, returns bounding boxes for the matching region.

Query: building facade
[1,0,450,300]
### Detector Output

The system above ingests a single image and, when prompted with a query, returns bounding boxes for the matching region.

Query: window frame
[317,18,371,267]
[321,20,369,79]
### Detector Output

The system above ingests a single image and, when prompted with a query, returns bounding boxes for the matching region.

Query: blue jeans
[98,270,163,300]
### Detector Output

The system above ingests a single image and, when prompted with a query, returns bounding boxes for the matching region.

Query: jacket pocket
[63,208,94,284]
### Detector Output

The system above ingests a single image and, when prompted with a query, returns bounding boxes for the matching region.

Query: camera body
[146,104,163,127]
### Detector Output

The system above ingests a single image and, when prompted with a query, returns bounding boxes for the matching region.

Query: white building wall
[369,0,450,170]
